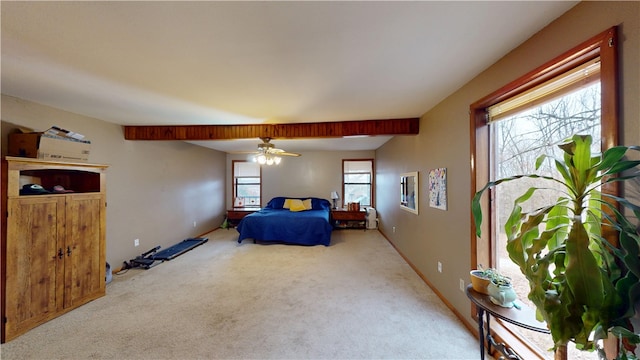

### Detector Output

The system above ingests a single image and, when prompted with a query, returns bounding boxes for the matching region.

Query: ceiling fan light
[252,138,299,165]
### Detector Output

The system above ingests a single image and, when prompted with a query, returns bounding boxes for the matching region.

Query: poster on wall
[428,168,447,210]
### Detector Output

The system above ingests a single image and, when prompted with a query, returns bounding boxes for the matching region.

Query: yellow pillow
[283,198,293,209]
[303,199,312,210]
[289,199,307,212]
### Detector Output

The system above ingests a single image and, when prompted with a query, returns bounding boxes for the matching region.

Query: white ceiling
[1,1,577,153]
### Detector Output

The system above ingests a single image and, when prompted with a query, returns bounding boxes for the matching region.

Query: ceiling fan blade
[270,148,301,157]
[228,150,260,155]
[251,138,301,158]
[277,151,301,157]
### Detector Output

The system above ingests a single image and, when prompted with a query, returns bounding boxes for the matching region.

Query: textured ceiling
[1,1,577,152]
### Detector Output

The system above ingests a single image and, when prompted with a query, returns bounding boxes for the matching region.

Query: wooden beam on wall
[123,118,419,141]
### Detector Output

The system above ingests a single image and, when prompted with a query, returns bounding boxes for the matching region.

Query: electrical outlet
[392,226,396,233]
[134,238,139,247]
[460,279,465,292]
[437,261,442,273]
[193,221,197,228]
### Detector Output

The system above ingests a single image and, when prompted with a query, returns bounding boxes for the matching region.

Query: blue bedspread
[237,197,333,246]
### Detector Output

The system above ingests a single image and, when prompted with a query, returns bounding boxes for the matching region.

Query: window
[492,73,601,358]
[471,27,618,359]
[343,159,374,208]
[232,160,261,208]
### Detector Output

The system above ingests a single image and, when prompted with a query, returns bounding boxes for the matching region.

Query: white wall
[227,150,375,208]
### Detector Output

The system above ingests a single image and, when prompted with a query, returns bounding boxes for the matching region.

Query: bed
[236,197,333,246]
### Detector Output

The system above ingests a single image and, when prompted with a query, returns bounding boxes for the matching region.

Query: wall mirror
[400,171,419,214]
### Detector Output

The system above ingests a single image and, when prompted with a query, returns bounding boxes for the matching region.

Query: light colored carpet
[1,229,480,360]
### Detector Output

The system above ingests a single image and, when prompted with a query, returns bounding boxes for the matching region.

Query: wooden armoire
[1,156,108,342]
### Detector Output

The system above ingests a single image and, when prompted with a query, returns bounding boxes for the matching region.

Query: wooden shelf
[4,156,108,197]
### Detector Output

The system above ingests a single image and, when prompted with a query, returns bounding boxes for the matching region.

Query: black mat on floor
[151,237,208,260]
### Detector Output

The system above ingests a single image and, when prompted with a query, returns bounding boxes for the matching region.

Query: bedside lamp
[330,191,339,209]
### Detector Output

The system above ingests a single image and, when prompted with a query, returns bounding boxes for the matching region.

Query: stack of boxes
[8,126,91,162]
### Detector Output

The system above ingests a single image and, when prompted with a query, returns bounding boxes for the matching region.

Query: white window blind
[234,161,260,177]
[488,58,600,122]
[344,160,372,173]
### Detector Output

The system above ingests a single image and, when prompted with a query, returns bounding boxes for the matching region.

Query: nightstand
[227,208,259,228]
[331,208,366,230]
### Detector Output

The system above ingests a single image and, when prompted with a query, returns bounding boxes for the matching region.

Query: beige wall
[227,150,375,209]
[1,95,227,268]
[376,0,640,327]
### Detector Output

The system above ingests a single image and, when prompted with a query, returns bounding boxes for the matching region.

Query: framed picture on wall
[429,168,447,210]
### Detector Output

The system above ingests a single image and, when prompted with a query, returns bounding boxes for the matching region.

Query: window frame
[232,160,262,208]
[469,27,618,358]
[342,159,375,208]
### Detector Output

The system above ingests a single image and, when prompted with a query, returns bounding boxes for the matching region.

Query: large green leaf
[472,175,556,238]
[599,144,640,174]
[602,194,640,219]
[572,134,593,173]
[598,146,630,170]
[618,230,640,286]
[565,222,604,308]
[544,201,570,249]
[472,134,640,355]
[604,160,640,176]
[537,153,576,195]
[615,275,640,320]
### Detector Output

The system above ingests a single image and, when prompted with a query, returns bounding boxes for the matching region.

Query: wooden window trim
[231,160,263,208]
[469,26,618,358]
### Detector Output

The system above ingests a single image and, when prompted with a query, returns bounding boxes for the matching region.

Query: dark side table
[226,208,258,228]
[466,285,549,360]
[330,208,366,230]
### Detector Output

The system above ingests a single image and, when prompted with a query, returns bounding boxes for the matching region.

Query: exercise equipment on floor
[125,237,208,270]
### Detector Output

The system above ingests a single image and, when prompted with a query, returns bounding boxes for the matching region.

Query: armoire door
[63,193,105,310]
[4,196,65,341]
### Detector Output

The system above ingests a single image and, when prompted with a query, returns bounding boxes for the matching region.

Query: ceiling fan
[249,137,301,165]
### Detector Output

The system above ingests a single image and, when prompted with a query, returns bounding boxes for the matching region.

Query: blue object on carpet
[151,238,208,260]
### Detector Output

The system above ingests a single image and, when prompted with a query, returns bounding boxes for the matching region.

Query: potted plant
[486,275,517,308]
[470,266,510,295]
[472,134,640,359]
[469,266,493,294]
[470,266,517,307]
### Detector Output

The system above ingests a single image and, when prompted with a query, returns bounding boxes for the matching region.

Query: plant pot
[487,282,517,308]
[470,270,490,295]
